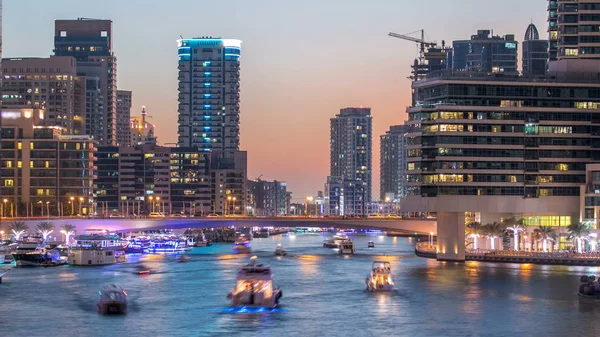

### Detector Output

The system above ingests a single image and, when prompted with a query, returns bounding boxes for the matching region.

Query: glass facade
[450,30,518,73]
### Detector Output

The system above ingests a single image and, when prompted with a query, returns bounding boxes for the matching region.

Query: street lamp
[429,231,434,247]
[79,197,84,215]
[156,196,161,214]
[232,197,236,215]
[2,199,7,218]
[46,201,50,218]
[149,196,154,213]
[227,196,232,216]
[38,200,43,217]
[70,196,75,216]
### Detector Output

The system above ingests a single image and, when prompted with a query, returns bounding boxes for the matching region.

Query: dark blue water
[1,233,600,337]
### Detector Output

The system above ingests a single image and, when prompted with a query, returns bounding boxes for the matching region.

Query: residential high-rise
[176,38,241,150]
[85,77,105,141]
[247,179,287,216]
[0,108,96,216]
[450,29,518,73]
[548,0,600,60]
[325,176,366,217]
[2,57,86,134]
[54,18,117,145]
[116,90,132,146]
[380,125,409,201]
[522,23,548,76]
[330,107,372,202]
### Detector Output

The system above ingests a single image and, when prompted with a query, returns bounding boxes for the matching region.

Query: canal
[1,233,600,336]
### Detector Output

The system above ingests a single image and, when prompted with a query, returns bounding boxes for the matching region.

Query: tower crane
[388,30,438,64]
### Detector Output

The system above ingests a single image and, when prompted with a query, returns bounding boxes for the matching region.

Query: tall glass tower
[177,38,242,151]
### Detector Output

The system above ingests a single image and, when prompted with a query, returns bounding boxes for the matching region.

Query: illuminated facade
[177,38,241,150]
[449,30,518,73]
[330,107,372,202]
[130,106,157,146]
[0,108,96,216]
[55,19,117,145]
[548,0,600,60]
[2,57,86,134]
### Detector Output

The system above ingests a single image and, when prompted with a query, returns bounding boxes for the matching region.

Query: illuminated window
[45,161,50,168]
[4,179,14,187]
[509,175,517,183]
[407,163,415,170]
[556,163,569,171]
[539,189,551,197]
[36,189,44,196]
[30,161,34,168]
[564,48,578,56]
[120,196,127,201]
[5,161,12,168]
[29,142,34,150]
[17,161,21,168]
[76,143,81,150]
[550,31,558,40]
[17,142,22,150]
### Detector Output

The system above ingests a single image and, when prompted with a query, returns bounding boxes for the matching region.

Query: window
[29,142,34,150]
[5,161,12,168]
[564,48,578,56]
[17,142,22,150]
[4,179,14,187]
[17,161,22,168]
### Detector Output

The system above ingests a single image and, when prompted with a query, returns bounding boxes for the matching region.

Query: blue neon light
[204,105,211,108]
[204,83,211,87]
[204,116,210,119]
[204,94,211,98]
[204,126,211,130]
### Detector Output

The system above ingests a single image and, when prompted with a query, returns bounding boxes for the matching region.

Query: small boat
[233,241,251,254]
[177,255,191,263]
[578,275,600,299]
[274,244,286,256]
[366,261,394,292]
[138,270,150,275]
[323,234,348,248]
[226,256,282,309]
[339,240,355,255]
[97,284,128,315]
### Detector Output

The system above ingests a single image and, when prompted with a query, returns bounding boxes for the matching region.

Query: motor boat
[233,241,251,254]
[274,244,286,256]
[68,232,125,266]
[226,256,282,309]
[12,242,62,267]
[339,240,355,255]
[368,241,375,248]
[97,284,128,315]
[323,234,348,248]
[366,261,394,292]
[177,255,191,263]
[578,275,600,299]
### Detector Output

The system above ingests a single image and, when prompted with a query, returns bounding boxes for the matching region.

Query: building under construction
[130,106,157,146]
[389,30,450,81]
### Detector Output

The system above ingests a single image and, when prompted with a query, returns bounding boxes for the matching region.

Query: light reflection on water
[2,234,600,336]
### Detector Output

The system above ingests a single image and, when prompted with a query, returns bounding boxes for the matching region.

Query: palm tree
[567,222,591,253]
[36,222,55,242]
[533,226,556,252]
[504,217,526,251]
[60,224,76,244]
[466,221,483,250]
[482,222,506,250]
[8,221,28,241]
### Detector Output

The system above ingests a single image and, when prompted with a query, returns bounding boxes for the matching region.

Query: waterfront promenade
[415,243,600,266]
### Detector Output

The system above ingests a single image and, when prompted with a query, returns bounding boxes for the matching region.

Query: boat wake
[215,306,287,314]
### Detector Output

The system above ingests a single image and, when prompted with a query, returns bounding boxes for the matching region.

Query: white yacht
[97,284,128,315]
[339,240,355,255]
[274,244,286,256]
[226,256,282,308]
[323,234,348,248]
[366,261,394,292]
[69,231,125,266]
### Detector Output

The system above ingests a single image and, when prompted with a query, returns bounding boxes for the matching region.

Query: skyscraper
[330,107,372,202]
[54,18,117,145]
[548,0,600,60]
[450,30,518,73]
[380,125,409,201]
[522,23,548,76]
[176,38,241,150]
[116,90,132,146]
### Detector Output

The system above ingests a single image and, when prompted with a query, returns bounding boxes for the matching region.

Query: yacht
[339,240,355,255]
[12,241,62,267]
[274,244,286,256]
[323,234,348,248]
[188,233,211,247]
[233,240,251,254]
[97,284,128,315]
[366,261,394,292]
[68,232,125,266]
[226,256,283,308]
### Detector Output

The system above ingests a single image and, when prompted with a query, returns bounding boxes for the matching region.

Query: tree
[8,221,28,241]
[466,221,483,250]
[482,222,506,250]
[533,226,556,252]
[36,222,55,242]
[504,217,526,251]
[60,224,76,244]
[567,222,591,253]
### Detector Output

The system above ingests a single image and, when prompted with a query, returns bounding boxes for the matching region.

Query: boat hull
[578,292,600,299]
[229,290,282,309]
[12,253,51,267]
[98,301,127,315]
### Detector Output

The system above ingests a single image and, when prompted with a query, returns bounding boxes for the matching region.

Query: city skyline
[4,0,547,200]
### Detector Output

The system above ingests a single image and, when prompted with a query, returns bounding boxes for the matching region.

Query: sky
[4,0,547,201]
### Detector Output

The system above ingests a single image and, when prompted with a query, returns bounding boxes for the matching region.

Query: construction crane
[388,30,437,63]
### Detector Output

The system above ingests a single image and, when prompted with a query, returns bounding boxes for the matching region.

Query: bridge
[1,217,436,236]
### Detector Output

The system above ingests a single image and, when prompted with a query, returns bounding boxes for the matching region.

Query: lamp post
[149,196,154,213]
[429,231,434,247]
[156,197,161,214]
[46,201,50,218]
[2,199,7,218]
[232,197,236,215]
[70,196,75,216]
[38,201,43,217]
[79,197,84,215]
[226,196,232,216]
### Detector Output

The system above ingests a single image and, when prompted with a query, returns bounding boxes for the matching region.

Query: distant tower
[116,90,132,146]
[130,106,157,146]
[522,23,548,76]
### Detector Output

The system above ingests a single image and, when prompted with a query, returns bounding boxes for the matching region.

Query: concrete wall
[436,212,465,261]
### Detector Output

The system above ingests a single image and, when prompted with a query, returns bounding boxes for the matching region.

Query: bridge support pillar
[436,212,465,262]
